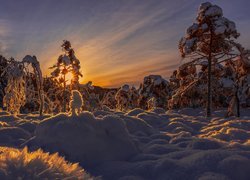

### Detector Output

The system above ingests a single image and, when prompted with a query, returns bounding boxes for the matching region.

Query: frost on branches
[3,58,26,114]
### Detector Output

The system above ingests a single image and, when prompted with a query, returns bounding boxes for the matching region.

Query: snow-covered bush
[115,84,131,111]
[101,90,117,109]
[3,58,26,114]
[70,90,83,116]
[138,75,169,110]
[79,82,101,111]
[0,147,92,179]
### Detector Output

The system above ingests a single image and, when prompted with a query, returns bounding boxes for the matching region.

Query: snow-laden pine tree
[179,2,240,117]
[50,40,82,112]
[3,58,26,114]
[61,40,82,90]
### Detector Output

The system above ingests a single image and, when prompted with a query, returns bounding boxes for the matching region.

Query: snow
[143,75,168,86]
[204,5,223,17]
[121,84,130,92]
[220,77,234,88]
[199,2,212,13]
[61,54,71,65]
[69,90,83,116]
[30,112,139,168]
[184,38,197,53]
[186,23,199,36]
[2,108,240,179]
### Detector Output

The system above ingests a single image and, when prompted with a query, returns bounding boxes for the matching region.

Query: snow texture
[13,108,249,180]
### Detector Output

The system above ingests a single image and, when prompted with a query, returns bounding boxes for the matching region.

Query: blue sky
[0,0,249,87]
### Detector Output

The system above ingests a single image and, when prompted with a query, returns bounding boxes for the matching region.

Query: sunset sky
[0,0,249,87]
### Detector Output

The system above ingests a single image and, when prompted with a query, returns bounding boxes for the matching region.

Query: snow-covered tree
[179,2,240,117]
[0,55,8,108]
[3,58,26,114]
[138,75,169,110]
[61,40,82,90]
[115,84,131,111]
[50,40,82,112]
[101,90,117,109]
[23,55,44,116]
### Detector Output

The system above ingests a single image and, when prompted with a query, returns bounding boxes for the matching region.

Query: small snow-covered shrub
[70,90,83,116]
[0,147,92,179]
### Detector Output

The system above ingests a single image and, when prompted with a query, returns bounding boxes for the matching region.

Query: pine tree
[50,40,82,112]
[179,2,240,117]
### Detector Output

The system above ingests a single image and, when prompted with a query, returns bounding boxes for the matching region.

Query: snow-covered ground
[0,108,249,180]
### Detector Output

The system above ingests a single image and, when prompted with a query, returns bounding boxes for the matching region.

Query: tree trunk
[63,73,66,112]
[235,84,240,117]
[206,57,212,117]
[206,31,213,117]
[39,89,44,116]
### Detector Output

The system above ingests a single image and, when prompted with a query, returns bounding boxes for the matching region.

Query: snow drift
[31,112,139,167]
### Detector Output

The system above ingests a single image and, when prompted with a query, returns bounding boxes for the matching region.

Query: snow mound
[126,108,145,116]
[31,112,139,167]
[0,127,31,147]
[217,155,250,180]
[149,107,166,114]
[119,115,156,136]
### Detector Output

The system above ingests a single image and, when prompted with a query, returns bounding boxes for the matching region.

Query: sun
[65,72,74,85]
